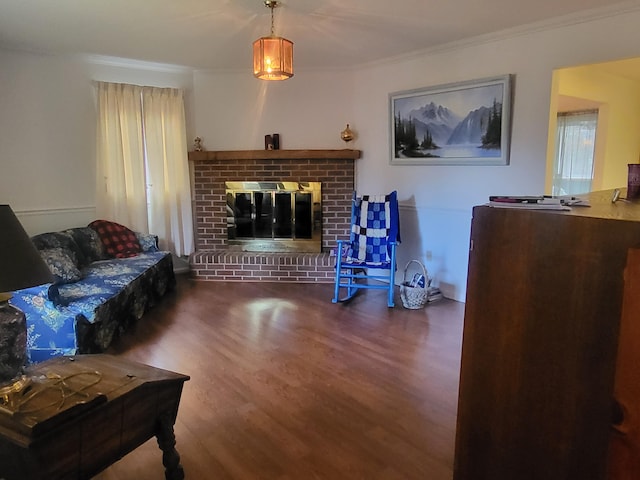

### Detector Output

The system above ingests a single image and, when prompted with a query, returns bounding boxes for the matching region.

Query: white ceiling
[1,0,639,72]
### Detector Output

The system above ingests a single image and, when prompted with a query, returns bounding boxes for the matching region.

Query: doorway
[545,57,640,194]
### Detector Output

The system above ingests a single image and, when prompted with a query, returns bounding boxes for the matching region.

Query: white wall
[0,51,194,235]
[3,7,640,300]
[190,8,640,301]
[0,51,96,231]
[347,9,640,301]
[192,69,354,151]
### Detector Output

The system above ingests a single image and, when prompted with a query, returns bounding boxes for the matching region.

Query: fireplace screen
[225,181,321,253]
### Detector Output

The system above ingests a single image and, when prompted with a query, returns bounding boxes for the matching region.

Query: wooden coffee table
[0,354,189,480]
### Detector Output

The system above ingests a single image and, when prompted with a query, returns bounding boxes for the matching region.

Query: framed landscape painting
[390,75,512,165]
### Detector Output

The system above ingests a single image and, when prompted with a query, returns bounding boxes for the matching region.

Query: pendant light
[253,1,294,80]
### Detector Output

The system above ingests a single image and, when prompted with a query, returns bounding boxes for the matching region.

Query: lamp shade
[0,205,53,293]
[253,36,294,80]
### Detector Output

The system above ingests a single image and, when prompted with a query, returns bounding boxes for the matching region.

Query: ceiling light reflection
[243,298,298,341]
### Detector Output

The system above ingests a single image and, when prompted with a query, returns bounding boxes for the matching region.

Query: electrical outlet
[425,250,433,261]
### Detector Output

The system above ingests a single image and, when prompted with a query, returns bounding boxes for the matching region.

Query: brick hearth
[188,149,360,282]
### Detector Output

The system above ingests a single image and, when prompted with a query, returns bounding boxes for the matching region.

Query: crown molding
[360,1,640,70]
[83,54,193,74]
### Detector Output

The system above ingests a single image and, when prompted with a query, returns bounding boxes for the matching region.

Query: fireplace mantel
[188,149,361,162]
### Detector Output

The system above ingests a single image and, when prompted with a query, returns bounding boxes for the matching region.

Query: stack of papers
[487,195,590,210]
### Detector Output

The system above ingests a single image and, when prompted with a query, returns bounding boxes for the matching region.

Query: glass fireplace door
[274,193,292,238]
[225,181,321,253]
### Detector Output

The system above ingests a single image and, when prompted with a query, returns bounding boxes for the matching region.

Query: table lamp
[0,205,53,390]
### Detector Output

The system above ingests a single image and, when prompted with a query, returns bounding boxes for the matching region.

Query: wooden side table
[0,354,189,480]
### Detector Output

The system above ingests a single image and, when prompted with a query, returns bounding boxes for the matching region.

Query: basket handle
[402,259,428,285]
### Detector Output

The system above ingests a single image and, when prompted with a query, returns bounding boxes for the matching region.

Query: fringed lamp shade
[253,36,294,80]
[0,205,53,383]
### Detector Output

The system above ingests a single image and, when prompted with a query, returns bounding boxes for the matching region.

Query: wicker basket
[400,260,429,309]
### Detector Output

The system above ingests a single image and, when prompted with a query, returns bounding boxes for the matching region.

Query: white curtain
[553,110,598,196]
[142,87,194,257]
[95,82,194,256]
[95,82,149,232]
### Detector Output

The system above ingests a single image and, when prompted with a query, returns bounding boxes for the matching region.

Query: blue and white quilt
[345,191,400,266]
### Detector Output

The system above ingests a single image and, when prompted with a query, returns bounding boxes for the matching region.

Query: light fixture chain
[271,5,275,36]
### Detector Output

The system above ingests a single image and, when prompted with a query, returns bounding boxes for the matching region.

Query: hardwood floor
[94,275,465,480]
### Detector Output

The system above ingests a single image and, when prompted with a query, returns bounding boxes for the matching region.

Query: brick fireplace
[188,149,360,282]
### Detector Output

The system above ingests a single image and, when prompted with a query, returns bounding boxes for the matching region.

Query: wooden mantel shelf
[188,149,361,162]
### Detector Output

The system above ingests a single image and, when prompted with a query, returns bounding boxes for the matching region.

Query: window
[552,110,598,196]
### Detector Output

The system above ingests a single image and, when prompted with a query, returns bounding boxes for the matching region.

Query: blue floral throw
[9,226,175,363]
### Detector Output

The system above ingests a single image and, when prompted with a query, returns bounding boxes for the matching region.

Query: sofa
[9,220,175,363]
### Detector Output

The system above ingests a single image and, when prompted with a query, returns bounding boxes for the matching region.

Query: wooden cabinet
[454,190,640,480]
[608,248,640,479]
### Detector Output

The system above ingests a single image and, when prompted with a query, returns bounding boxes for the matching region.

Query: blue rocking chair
[332,191,400,307]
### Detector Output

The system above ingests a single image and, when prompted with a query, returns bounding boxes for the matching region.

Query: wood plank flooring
[94,275,465,480]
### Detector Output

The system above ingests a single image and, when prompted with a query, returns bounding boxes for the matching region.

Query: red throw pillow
[88,220,142,258]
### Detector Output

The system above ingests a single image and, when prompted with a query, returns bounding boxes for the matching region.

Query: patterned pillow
[39,247,82,283]
[31,231,86,267]
[64,227,107,263]
[136,232,159,252]
[88,220,142,258]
